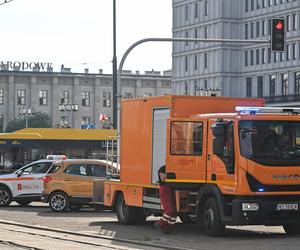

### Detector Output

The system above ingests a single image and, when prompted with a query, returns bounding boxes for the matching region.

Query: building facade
[172,0,300,105]
[0,68,172,132]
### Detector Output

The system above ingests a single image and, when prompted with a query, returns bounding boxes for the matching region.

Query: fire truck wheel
[49,191,70,212]
[116,193,138,225]
[0,187,12,207]
[283,224,300,234]
[201,197,225,236]
[16,200,32,206]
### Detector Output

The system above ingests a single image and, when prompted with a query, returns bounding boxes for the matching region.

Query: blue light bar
[235,106,261,113]
[258,188,264,192]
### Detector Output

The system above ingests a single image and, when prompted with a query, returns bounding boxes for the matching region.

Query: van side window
[170,121,203,155]
[64,164,87,176]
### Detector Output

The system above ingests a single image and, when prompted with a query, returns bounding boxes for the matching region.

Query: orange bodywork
[104,95,265,208]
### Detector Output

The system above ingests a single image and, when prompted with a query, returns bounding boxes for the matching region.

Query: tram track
[0,219,194,250]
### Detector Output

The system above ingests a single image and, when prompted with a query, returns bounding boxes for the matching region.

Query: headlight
[242,203,259,211]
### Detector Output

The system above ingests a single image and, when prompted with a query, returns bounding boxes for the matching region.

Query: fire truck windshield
[239,120,300,166]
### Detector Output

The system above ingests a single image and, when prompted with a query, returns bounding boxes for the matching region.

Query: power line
[0,0,15,6]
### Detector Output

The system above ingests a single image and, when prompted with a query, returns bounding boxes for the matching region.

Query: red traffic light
[275,21,283,30]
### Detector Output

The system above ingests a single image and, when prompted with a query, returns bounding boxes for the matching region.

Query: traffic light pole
[116,37,270,138]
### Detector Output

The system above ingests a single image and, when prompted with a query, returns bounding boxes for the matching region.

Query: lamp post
[19,107,35,128]
[112,0,118,129]
[58,103,79,128]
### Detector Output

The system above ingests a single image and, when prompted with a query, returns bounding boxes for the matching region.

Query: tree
[5,112,52,133]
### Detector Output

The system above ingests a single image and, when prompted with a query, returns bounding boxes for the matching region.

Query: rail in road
[0,219,191,250]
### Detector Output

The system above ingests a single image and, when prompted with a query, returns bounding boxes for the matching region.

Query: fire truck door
[207,119,236,192]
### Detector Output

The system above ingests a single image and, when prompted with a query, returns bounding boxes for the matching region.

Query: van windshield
[239,120,300,166]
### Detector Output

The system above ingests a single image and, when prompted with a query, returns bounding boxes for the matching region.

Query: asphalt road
[0,202,299,250]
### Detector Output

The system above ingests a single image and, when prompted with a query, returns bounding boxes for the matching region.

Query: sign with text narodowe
[0,61,53,71]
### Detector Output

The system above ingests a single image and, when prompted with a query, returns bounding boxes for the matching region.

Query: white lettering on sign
[276,204,299,211]
[0,61,53,71]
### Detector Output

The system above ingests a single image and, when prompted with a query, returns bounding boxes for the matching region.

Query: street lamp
[58,103,79,128]
[19,107,35,128]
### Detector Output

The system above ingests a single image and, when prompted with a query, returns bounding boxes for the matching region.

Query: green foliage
[5,112,52,133]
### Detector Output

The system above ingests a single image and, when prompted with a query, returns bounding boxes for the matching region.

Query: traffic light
[271,18,285,52]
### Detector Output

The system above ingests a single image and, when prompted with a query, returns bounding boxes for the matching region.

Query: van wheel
[49,192,69,212]
[283,224,300,234]
[0,187,12,207]
[116,193,138,225]
[16,200,32,206]
[201,197,225,236]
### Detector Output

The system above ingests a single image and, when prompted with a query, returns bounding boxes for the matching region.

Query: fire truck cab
[102,95,300,236]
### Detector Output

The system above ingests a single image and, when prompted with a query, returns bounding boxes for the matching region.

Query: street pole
[112,0,118,129]
[117,37,270,136]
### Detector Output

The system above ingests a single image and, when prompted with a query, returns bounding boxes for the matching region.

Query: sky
[0,0,172,74]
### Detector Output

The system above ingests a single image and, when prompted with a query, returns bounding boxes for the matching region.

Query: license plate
[276,203,299,211]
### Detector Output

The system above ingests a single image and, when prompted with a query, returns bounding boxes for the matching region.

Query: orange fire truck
[100,95,300,236]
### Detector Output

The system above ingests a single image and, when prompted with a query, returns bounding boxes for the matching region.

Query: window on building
[184,82,189,95]
[194,28,198,44]
[204,1,208,16]
[245,51,248,66]
[262,20,266,36]
[204,53,208,68]
[39,90,48,106]
[61,91,69,104]
[185,56,189,71]
[287,15,291,31]
[250,22,254,38]
[81,91,90,107]
[245,0,249,12]
[262,0,266,8]
[262,48,265,64]
[286,44,291,60]
[292,43,297,59]
[246,78,252,97]
[281,73,288,96]
[273,52,277,63]
[293,13,297,30]
[81,116,91,126]
[295,72,300,94]
[280,52,284,61]
[195,2,198,18]
[185,5,189,21]
[251,0,254,10]
[257,76,263,97]
[194,55,198,70]
[269,74,276,96]
[256,49,260,64]
[245,23,248,39]
[170,121,203,155]
[17,89,26,105]
[274,0,278,5]
[185,31,189,46]
[268,19,271,35]
[0,89,3,105]
[256,21,260,37]
[256,0,260,9]
[204,26,208,38]
[268,0,272,7]
[103,92,111,107]
[250,50,254,65]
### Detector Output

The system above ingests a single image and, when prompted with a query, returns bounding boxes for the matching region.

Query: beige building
[0,66,172,131]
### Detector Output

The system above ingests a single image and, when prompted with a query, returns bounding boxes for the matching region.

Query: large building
[172,0,300,105]
[0,65,172,132]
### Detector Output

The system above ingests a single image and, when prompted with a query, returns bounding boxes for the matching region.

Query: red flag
[99,113,109,121]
